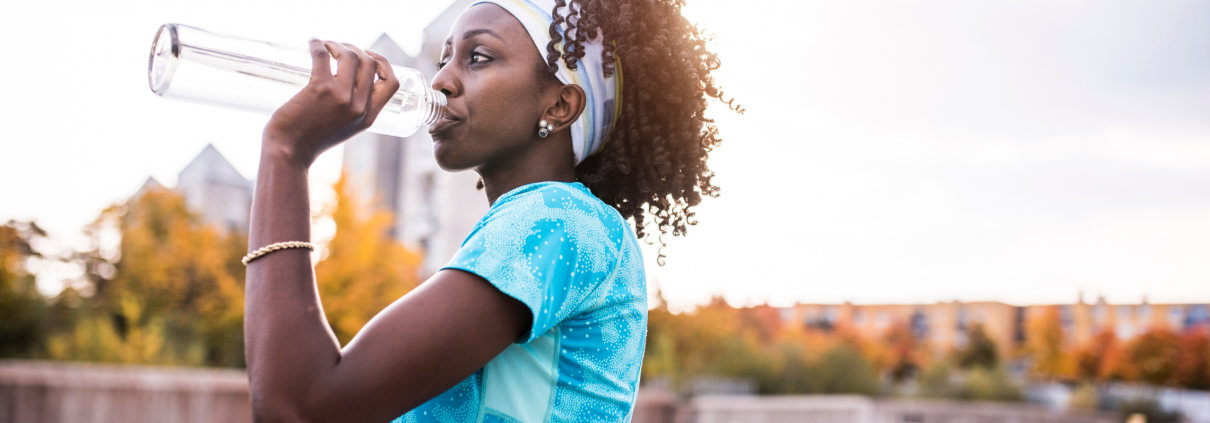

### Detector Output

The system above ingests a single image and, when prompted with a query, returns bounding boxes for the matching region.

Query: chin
[432,140,478,173]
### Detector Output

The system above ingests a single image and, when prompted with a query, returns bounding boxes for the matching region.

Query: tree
[811,344,880,395]
[876,321,924,382]
[1123,329,1182,386]
[1174,330,1210,389]
[0,220,49,358]
[1072,330,1117,381]
[954,323,999,370]
[957,366,1023,402]
[1026,306,1067,380]
[314,172,422,345]
[47,187,247,367]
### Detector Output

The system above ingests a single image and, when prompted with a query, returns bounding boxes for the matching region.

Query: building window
[911,311,929,339]
[1014,307,1027,344]
[1190,305,1210,327]
[1117,306,1132,319]
[853,310,866,326]
[1139,305,1152,321]
[824,307,838,323]
[1116,322,1135,340]
[1168,306,1185,328]
[778,308,795,324]
[876,313,890,329]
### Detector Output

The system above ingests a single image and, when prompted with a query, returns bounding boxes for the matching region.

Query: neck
[478,134,576,205]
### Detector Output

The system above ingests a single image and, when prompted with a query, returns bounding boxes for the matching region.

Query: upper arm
[296,268,530,423]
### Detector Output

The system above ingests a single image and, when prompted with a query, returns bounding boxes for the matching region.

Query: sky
[2,0,1209,310]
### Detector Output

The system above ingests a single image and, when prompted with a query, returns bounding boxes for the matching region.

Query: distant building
[1032,296,1210,346]
[343,0,486,275]
[783,302,1023,359]
[134,144,253,233]
[782,298,1210,359]
[176,144,254,232]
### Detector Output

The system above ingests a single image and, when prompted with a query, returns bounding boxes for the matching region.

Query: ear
[542,84,586,131]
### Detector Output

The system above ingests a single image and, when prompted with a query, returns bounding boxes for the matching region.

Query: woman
[243,0,734,421]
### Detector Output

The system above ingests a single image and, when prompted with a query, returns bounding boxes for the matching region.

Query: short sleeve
[442,185,622,343]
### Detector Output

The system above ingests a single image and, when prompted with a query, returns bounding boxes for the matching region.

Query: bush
[1117,398,1180,423]
[917,362,1022,402]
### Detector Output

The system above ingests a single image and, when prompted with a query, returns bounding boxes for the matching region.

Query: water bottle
[148,23,446,138]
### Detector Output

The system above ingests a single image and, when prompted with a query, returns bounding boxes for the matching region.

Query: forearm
[244,136,342,418]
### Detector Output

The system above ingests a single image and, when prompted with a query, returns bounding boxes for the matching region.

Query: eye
[436,58,449,70]
[470,52,491,64]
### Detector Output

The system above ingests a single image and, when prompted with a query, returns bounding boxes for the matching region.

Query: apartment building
[781,298,1210,358]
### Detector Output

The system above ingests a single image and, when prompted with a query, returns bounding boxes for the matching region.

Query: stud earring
[538,120,555,138]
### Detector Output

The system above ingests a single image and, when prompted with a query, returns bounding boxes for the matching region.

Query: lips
[428,113,462,136]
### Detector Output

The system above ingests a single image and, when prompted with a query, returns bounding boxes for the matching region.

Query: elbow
[251,395,309,423]
[251,390,335,423]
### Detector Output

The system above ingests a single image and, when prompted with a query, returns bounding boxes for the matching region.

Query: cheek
[466,75,542,139]
[433,71,546,171]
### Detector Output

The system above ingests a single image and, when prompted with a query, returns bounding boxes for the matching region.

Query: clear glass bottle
[148,23,445,137]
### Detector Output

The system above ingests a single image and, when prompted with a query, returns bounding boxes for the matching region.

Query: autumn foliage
[0,176,422,367]
[2,180,1208,396]
[1022,304,1210,388]
[47,188,249,366]
[314,172,422,345]
[645,298,884,395]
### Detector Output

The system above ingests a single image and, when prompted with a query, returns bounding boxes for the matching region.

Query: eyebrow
[461,28,504,42]
[442,28,505,56]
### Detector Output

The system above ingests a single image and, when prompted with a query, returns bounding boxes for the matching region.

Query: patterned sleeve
[442,185,623,343]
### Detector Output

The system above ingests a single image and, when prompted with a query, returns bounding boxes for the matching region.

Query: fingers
[363,50,401,126]
[342,43,377,118]
[307,39,333,83]
[324,41,359,90]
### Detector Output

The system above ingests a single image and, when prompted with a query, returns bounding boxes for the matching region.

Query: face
[428,3,559,172]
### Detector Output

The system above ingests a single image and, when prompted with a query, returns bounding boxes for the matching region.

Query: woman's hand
[263,39,401,168]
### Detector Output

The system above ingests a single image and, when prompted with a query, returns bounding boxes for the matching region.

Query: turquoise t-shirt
[392,181,648,423]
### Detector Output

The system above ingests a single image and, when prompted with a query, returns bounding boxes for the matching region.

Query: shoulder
[480,182,630,250]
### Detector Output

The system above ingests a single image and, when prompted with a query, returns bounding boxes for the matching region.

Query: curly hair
[544,0,741,265]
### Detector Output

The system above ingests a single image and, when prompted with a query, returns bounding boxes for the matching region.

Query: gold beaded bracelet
[242,241,315,266]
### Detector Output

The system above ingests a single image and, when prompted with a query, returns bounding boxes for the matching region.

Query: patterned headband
[470,0,623,164]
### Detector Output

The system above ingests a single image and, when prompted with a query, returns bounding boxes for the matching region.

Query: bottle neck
[423,88,447,126]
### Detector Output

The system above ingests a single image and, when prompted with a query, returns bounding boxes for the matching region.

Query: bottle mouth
[148,24,180,95]
[422,89,447,126]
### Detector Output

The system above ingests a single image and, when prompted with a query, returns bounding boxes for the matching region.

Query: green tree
[954,323,999,370]
[918,362,956,398]
[0,220,49,358]
[957,366,1023,402]
[810,344,880,395]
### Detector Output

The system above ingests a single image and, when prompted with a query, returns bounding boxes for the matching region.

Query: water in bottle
[148,23,446,137]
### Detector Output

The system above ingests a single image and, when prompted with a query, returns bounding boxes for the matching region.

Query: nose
[431,65,458,98]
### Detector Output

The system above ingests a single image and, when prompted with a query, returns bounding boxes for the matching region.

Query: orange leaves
[878,321,926,382]
[109,188,245,327]
[644,298,882,394]
[313,172,422,346]
[43,186,249,367]
[1063,326,1208,388]
[1071,330,1117,380]
[1174,330,1210,389]
[1121,330,1182,385]
[1025,306,1066,380]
